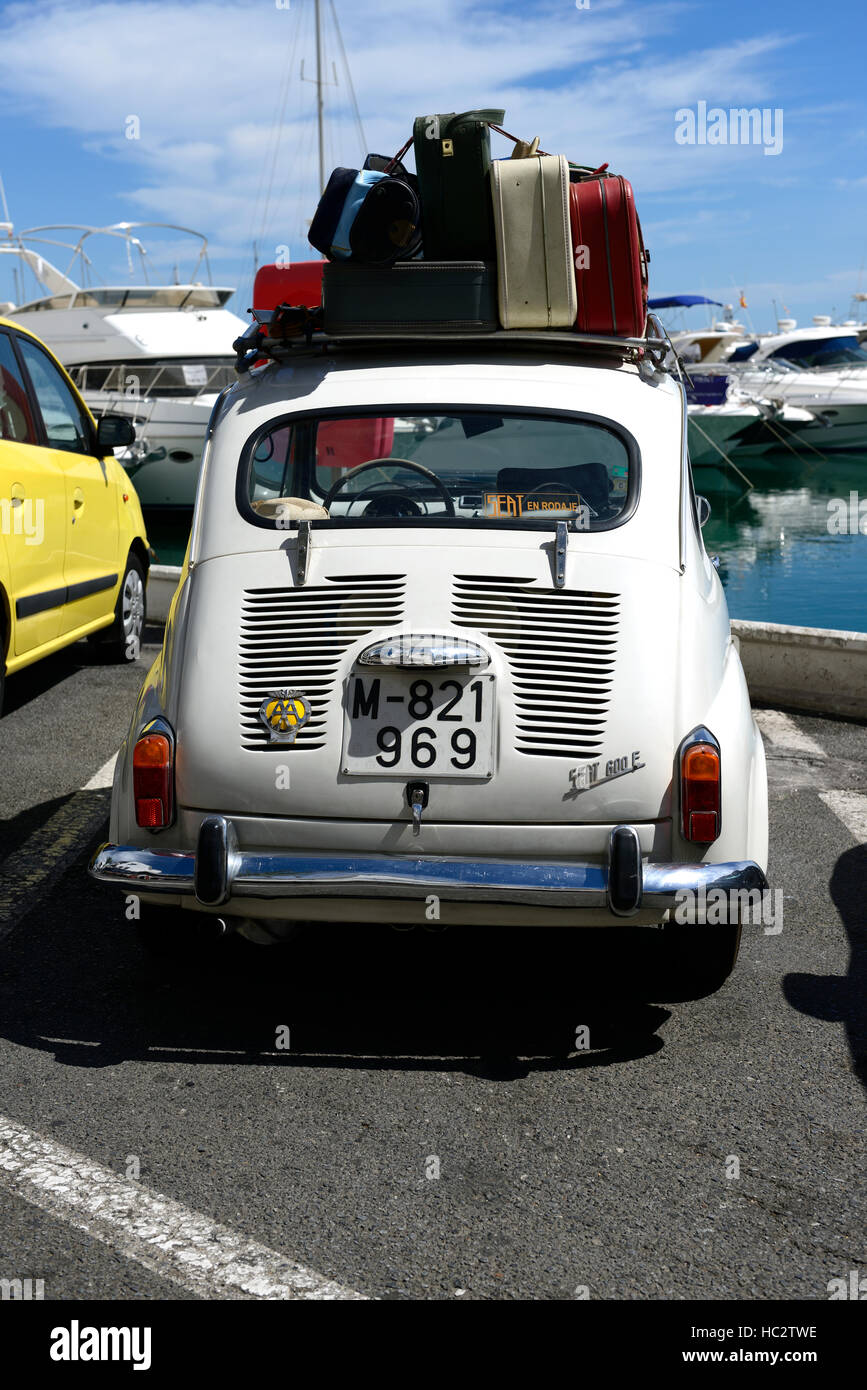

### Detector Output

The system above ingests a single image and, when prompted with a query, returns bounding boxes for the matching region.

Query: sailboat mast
[315,0,325,193]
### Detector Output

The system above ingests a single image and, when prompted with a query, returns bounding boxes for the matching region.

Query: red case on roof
[569,175,648,338]
[253,261,324,311]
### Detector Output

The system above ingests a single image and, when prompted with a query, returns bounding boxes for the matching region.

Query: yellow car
[0,316,149,712]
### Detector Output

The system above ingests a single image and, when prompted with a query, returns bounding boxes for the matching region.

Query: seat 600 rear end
[91,321,768,995]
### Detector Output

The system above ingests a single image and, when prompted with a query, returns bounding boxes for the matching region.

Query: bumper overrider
[89,818,768,917]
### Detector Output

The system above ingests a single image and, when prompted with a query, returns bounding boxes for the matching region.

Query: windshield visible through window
[244,410,634,528]
[769,336,867,368]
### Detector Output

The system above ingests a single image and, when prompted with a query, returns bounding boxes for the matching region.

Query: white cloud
[0,0,808,309]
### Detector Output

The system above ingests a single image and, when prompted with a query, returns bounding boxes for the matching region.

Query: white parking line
[818,791,867,845]
[754,710,826,758]
[83,752,118,791]
[0,1114,366,1301]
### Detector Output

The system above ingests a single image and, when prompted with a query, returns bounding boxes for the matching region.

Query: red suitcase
[253,260,324,311]
[569,175,648,337]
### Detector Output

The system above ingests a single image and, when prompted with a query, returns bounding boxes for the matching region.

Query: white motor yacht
[727,321,867,450]
[668,312,867,453]
[0,221,248,506]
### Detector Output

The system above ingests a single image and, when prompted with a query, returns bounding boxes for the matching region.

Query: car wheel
[104,553,147,662]
[653,923,742,1000]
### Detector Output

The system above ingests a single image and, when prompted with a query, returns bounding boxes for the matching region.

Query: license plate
[341,671,495,778]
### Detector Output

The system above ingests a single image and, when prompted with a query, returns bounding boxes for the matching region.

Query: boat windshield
[242,408,636,530]
[20,286,233,311]
[768,335,867,368]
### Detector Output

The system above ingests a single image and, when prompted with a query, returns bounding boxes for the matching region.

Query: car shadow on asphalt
[0,794,73,867]
[0,841,675,1078]
[1,624,162,718]
[782,842,867,1093]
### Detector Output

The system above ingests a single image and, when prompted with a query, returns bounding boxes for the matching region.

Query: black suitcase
[412,109,505,260]
[322,261,498,334]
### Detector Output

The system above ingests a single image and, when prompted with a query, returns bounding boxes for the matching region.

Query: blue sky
[0,0,864,332]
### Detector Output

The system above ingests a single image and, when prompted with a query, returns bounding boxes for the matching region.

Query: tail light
[681,731,721,843]
[133,728,174,828]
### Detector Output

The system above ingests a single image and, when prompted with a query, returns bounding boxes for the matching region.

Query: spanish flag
[739,291,748,309]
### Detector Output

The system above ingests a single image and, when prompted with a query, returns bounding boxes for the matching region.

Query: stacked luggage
[253,109,649,342]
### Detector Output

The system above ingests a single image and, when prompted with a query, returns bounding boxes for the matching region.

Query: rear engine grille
[239,575,406,750]
[452,576,619,759]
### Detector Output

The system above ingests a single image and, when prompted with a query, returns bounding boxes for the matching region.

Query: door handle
[11,482,25,505]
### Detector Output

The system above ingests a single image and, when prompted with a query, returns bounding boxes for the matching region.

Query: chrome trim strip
[357,635,490,669]
[188,384,233,570]
[678,376,688,574]
[647,308,690,575]
[89,841,767,911]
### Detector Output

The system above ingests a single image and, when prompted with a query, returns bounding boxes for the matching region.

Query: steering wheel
[522,480,601,518]
[320,458,456,516]
[343,480,425,518]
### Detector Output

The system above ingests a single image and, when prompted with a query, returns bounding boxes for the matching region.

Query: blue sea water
[698,450,867,633]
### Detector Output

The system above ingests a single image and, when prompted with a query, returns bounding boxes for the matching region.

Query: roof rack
[233,312,672,377]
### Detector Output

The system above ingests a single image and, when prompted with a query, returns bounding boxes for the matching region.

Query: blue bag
[308,167,360,259]
[309,154,422,264]
[329,169,386,259]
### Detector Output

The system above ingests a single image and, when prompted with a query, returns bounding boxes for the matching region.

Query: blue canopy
[648,295,724,309]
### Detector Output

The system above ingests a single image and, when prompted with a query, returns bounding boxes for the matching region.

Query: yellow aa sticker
[258,692,311,743]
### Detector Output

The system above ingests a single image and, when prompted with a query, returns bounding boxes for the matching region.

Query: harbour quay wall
[731,620,867,720]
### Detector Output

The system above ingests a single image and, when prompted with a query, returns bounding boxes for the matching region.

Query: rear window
[241,408,637,530]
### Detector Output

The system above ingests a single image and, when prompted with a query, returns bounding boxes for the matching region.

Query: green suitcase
[413,108,505,260]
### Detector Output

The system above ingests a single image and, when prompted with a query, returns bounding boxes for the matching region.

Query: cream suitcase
[490,154,577,329]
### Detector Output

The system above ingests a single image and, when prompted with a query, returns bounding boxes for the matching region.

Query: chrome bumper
[89,816,768,916]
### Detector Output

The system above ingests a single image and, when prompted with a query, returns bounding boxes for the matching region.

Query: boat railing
[71,360,236,400]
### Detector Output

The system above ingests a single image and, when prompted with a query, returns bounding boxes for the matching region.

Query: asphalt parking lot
[0,627,864,1301]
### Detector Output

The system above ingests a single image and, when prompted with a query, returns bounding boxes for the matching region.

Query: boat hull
[687,407,757,466]
[83,390,213,506]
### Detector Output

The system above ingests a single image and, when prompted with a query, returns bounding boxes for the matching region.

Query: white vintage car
[90,319,768,994]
